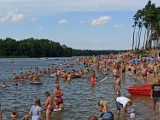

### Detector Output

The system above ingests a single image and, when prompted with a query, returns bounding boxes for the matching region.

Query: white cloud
[58,19,68,24]
[12,13,24,22]
[91,16,111,26]
[114,24,125,28]
[0,10,24,23]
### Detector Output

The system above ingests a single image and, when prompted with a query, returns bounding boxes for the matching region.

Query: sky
[0,0,160,50]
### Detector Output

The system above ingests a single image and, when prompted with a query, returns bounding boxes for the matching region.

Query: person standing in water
[116,91,132,117]
[153,63,158,78]
[113,65,119,81]
[53,84,64,109]
[141,64,148,84]
[114,75,121,92]
[43,91,54,120]
[29,98,43,120]
[97,100,114,120]
[90,70,96,85]
[67,72,71,81]
[121,61,126,78]
[151,79,160,115]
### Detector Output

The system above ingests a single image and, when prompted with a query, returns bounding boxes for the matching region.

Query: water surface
[0,58,157,120]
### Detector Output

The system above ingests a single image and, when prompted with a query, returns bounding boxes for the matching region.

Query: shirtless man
[43,91,54,120]
[13,73,18,82]
[67,72,71,81]
[33,75,39,81]
[53,84,64,109]
[153,63,158,77]
[121,62,126,78]
[127,64,132,77]
[113,65,119,81]
[141,64,148,84]
[84,69,89,74]
[114,76,121,92]
[79,69,83,77]
[62,71,67,81]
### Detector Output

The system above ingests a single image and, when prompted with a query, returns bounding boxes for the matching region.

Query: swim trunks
[48,107,54,112]
[55,98,63,105]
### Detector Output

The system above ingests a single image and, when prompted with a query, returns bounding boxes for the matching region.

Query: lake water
[0,58,158,120]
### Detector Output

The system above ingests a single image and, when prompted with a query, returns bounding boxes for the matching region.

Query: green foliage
[72,49,128,56]
[0,38,128,57]
[0,38,72,57]
[132,0,160,50]
[134,49,147,55]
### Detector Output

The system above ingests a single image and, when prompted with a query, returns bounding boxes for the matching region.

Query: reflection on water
[0,58,158,120]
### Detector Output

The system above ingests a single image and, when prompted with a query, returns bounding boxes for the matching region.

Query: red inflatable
[127,84,152,96]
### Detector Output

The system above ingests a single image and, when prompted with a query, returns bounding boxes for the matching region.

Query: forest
[72,49,127,56]
[0,38,127,57]
[0,38,72,57]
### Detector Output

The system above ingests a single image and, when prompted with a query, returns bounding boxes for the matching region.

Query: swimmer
[79,69,83,77]
[62,71,67,81]
[2,82,7,88]
[11,109,18,120]
[67,72,72,81]
[13,73,18,82]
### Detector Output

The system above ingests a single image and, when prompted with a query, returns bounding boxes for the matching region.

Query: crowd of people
[1,51,160,119]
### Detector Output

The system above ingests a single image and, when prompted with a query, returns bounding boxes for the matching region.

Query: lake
[0,58,157,120]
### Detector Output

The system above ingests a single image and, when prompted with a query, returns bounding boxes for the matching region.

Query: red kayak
[127,84,152,96]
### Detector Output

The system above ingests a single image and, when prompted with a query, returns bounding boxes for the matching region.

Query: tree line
[132,0,160,51]
[72,49,128,56]
[0,38,72,57]
[0,38,128,57]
